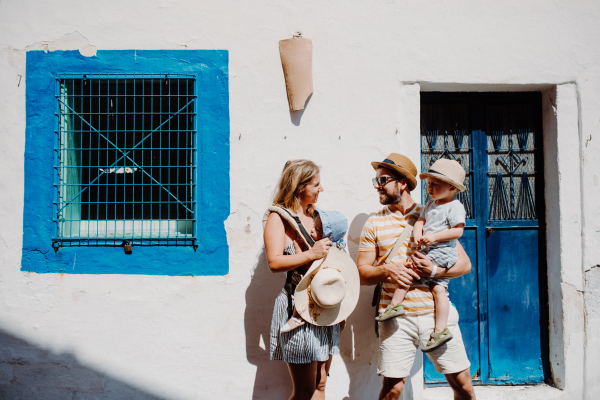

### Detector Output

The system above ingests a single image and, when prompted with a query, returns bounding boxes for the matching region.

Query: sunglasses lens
[372,177,387,187]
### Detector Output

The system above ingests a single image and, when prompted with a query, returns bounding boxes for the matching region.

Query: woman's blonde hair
[272,159,320,216]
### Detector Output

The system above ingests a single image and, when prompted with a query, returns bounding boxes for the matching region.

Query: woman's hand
[309,238,333,260]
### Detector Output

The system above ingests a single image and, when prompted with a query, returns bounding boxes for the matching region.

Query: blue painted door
[420,94,548,385]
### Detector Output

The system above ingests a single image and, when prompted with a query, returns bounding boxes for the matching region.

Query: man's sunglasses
[372,176,397,187]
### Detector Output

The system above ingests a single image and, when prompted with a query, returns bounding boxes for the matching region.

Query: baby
[376,159,466,353]
[280,209,348,333]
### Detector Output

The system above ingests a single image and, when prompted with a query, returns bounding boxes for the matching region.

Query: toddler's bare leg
[390,287,408,307]
[281,309,305,333]
[431,284,449,333]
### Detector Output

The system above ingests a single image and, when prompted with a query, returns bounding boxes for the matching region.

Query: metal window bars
[53,73,198,250]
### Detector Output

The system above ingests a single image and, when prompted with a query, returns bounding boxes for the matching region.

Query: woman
[264,160,340,400]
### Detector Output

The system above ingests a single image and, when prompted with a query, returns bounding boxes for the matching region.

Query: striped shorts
[419,245,457,289]
[270,291,341,364]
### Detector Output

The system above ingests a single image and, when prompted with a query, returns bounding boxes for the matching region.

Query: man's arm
[410,241,471,279]
[357,250,421,288]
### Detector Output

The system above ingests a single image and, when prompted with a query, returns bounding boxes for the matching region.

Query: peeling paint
[24,32,97,57]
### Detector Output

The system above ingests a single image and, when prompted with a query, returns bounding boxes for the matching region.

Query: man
[357,153,476,400]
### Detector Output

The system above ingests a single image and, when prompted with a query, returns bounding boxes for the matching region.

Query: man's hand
[410,251,435,278]
[411,242,472,280]
[383,261,421,290]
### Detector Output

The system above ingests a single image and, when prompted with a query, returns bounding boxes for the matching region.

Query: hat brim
[419,172,466,192]
[294,247,360,326]
[371,161,417,191]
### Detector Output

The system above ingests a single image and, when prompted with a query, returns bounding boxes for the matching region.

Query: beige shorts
[377,305,470,378]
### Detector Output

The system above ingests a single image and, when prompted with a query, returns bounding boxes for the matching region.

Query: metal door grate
[53,73,197,249]
[420,102,474,219]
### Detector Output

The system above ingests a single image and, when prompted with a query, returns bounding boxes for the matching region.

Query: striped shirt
[359,204,446,316]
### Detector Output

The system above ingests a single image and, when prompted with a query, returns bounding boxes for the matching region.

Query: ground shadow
[244,248,293,399]
[0,327,164,400]
[289,93,313,126]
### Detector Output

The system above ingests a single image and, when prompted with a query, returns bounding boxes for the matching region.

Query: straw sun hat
[419,158,466,192]
[371,153,418,191]
[294,247,360,326]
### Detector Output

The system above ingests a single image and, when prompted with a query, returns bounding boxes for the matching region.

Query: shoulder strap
[263,206,315,249]
[281,209,315,248]
[374,214,419,267]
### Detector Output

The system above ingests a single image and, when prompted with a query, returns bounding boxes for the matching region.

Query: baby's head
[312,210,348,244]
[426,176,460,200]
[312,214,324,241]
[419,159,466,200]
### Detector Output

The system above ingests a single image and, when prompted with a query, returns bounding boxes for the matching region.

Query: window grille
[53,74,197,249]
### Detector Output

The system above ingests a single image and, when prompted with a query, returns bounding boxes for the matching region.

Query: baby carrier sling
[263,206,315,319]
[372,214,419,336]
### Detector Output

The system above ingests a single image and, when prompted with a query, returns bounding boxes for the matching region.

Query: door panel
[424,228,480,383]
[487,228,544,383]
[421,93,547,385]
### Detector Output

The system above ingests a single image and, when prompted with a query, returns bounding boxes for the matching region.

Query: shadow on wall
[0,327,164,400]
[246,213,423,399]
[339,212,384,399]
[289,93,312,126]
[244,248,293,399]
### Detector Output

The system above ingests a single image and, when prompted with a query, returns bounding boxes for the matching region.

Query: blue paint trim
[22,50,229,276]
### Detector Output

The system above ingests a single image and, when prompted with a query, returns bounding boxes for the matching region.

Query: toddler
[280,209,348,333]
[376,159,466,352]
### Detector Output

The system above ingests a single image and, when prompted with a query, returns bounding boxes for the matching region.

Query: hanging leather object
[279,34,313,111]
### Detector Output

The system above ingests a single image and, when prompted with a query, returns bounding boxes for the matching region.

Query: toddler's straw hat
[294,247,360,326]
[419,158,466,192]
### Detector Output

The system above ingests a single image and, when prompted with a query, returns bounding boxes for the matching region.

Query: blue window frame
[23,50,229,276]
[421,93,549,385]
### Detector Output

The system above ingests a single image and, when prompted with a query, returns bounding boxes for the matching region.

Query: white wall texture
[1,1,599,399]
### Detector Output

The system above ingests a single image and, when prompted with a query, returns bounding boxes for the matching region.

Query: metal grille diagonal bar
[53,75,197,247]
[56,97,194,214]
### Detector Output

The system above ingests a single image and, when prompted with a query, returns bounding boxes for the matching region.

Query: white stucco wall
[1,1,599,399]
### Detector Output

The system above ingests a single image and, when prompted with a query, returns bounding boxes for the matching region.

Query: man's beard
[379,189,402,205]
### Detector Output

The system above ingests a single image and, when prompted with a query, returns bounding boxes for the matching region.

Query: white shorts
[377,305,470,378]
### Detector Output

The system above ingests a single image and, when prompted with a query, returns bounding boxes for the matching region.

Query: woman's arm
[410,240,471,279]
[264,212,331,273]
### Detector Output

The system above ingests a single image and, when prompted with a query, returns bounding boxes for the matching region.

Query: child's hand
[413,233,422,244]
[419,235,435,246]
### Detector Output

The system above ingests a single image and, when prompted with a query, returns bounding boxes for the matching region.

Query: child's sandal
[421,328,453,352]
[375,303,406,321]
[280,316,305,333]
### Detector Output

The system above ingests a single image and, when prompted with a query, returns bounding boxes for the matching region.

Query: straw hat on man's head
[371,153,418,191]
[419,158,466,192]
[294,247,360,326]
